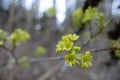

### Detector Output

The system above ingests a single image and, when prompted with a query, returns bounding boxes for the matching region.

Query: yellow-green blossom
[79,51,93,69]
[63,40,73,51]
[56,34,93,69]
[82,7,98,24]
[73,46,81,53]
[56,40,73,53]
[56,34,79,53]
[65,52,79,66]
[66,34,79,41]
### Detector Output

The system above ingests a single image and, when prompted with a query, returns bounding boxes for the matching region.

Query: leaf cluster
[110,39,120,57]
[9,28,30,46]
[72,7,107,30]
[56,34,93,69]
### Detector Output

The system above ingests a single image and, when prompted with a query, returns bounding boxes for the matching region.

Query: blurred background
[0,0,120,80]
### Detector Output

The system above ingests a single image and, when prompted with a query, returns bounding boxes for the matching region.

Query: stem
[81,40,90,49]
[81,29,103,49]
[11,45,19,66]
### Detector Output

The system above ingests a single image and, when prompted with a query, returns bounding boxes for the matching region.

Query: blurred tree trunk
[0,0,3,8]
[7,0,15,33]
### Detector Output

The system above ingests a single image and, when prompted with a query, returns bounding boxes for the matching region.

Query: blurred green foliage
[0,29,6,46]
[72,9,83,27]
[72,7,107,30]
[115,50,120,57]
[0,29,6,40]
[19,56,30,68]
[9,28,30,46]
[46,7,56,17]
[110,39,120,57]
[34,46,46,57]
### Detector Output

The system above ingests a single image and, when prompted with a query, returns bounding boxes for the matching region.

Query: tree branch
[26,47,119,63]
[29,56,64,63]
[1,45,19,66]
[90,46,118,53]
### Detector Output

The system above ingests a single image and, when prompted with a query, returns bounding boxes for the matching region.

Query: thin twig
[28,47,119,63]
[2,45,12,52]
[80,18,112,49]
[29,56,64,63]
[1,45,119,65]
[81,40,90,49]
[11,45,19,66]
[26,47,118,64]
[90,46,118,53]
[81,30,102,49]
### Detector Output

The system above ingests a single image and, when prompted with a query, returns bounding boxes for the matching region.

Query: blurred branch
[11,45,19,66]
[1,45,19,66]
[38,62,62,80]
[7,0,15,32]
[75,26,84,35]
[2,45,12,52]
